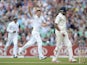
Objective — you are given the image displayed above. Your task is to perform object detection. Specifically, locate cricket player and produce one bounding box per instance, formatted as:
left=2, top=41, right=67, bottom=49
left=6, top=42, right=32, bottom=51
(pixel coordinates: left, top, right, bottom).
left=4, top=17, right=19, bottom=58
left=52, top=9, right=77, bottom=62
left=18, top=7, right=47, bottom=60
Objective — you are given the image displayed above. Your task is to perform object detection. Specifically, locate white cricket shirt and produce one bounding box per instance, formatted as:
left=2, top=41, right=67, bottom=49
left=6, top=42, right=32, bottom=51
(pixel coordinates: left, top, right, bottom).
left=32, top=15, right=45, bottom=32
left=55, top=13, right=67, bottom=32
left=7, top=21, right=19, bottom=34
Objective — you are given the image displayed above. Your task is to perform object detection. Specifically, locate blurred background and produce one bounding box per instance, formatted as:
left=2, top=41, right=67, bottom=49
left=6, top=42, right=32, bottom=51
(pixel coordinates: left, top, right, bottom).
left=0, top=0, right=87, bottom=47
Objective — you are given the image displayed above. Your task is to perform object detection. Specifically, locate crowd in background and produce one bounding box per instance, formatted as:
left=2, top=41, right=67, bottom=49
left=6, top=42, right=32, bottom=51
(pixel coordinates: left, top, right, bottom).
left=0, top=0, right=87, bottom=47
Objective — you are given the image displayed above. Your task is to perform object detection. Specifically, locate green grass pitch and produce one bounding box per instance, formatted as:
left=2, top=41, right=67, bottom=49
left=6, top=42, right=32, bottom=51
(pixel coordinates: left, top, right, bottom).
left=0, top=57, right=87, bottom=65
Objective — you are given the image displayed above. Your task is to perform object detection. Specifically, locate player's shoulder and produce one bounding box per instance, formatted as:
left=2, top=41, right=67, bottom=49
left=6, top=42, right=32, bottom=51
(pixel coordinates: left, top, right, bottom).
left=8, top=21, right=13, bottom=25
left=40, top=15, right=44, bottom=18
left=57, top=13, right=65, bottom=19
left=40, top=15, right=45, bottom=20
left=58, top=13, right=63, bottom=17
left=17, top=22, right=19, bottom=26
left=55, top=14, right=61, bottom=19
left=33, top=15, right=36, bottom=18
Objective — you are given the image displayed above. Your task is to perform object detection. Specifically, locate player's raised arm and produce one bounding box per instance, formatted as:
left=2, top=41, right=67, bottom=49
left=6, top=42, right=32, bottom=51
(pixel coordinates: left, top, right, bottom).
left=28, top=6, right=33, bottom=17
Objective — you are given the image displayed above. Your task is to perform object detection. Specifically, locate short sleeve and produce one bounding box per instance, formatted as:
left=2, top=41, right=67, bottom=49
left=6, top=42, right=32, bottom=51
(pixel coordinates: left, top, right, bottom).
left=55, top=15, right=60, bottom=24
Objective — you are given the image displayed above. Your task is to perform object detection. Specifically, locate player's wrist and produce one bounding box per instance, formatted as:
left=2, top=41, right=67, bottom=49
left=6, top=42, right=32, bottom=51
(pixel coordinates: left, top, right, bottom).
left=13, top=31, right=16, bottom=33
left=60, top=31, right=65, bottom=37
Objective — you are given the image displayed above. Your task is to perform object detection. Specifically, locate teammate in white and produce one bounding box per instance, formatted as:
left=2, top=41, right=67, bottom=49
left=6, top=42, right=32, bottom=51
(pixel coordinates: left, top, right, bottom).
left=52, top=9, right=77, bottom=62
left=4, top=17, right=19, bottom=58
left=18, top=7, right=47, bottom=60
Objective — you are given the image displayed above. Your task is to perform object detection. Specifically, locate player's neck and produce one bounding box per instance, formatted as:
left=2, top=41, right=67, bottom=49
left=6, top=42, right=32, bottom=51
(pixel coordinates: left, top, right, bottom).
left=37, top=15, right=40, bottom=18
left=14, top=21, right=17, bottom=24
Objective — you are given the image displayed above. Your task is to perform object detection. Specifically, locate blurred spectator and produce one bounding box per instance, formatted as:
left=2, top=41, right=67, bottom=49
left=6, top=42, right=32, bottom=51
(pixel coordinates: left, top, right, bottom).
left=0, top=0, right=87, bottom=46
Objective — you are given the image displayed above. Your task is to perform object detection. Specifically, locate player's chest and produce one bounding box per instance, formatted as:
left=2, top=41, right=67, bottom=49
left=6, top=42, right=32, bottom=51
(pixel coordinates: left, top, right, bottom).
left=10, top=24, right=18, bottom=29
left=59, top=18, right=66, bottom=25
left=34, top=18, right=43, bottom=24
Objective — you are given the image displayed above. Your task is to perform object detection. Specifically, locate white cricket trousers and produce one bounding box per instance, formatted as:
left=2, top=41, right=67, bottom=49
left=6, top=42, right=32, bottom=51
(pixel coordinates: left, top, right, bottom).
left=54, top=30, right=73, bottom=60
left=4, top=33, right=18, bottom=56
left=20, top=30, right=44, bottom=58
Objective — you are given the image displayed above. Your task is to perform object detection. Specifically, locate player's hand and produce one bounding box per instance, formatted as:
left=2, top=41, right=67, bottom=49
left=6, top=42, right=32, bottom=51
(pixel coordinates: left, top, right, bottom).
left=62, top=33, right=65, bottom=37
left=60, top=31, right=65, bottom=37
left=13, top=31, right=16, bottom=33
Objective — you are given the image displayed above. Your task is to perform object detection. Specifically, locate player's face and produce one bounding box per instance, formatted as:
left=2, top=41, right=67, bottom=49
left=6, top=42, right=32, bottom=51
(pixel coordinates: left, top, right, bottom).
left=14, top=19, right=17, bottom=23
left=36, top=10, right=41, bottom=17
